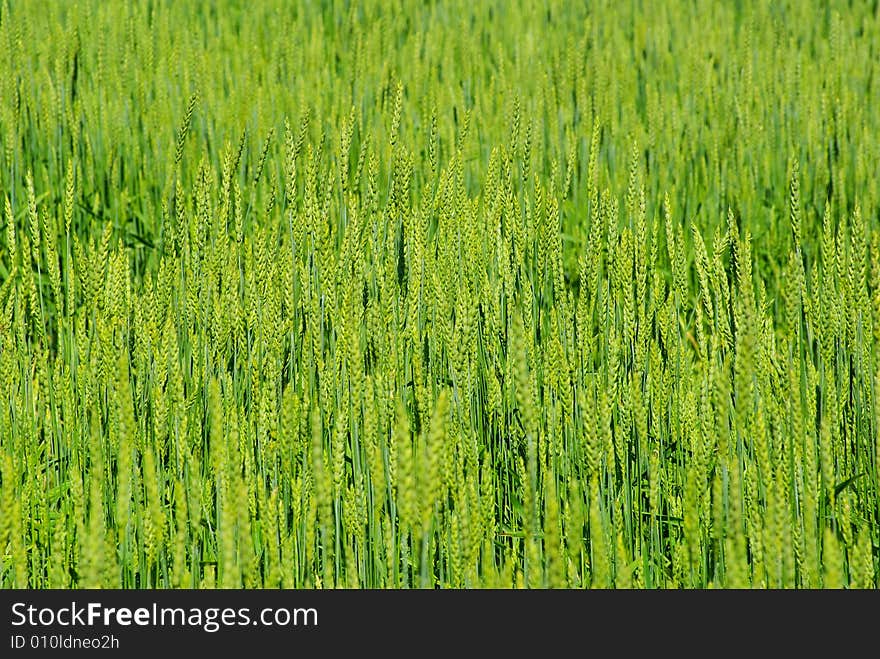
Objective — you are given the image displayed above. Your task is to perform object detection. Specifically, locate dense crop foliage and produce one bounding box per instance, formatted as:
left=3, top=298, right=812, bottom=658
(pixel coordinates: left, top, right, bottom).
left=0, top=0, right=878, bottom=588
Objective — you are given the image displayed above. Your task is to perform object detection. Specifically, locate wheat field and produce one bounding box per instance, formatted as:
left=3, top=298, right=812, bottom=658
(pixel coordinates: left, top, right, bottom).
left=0, top=0, right=878, bottom=589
